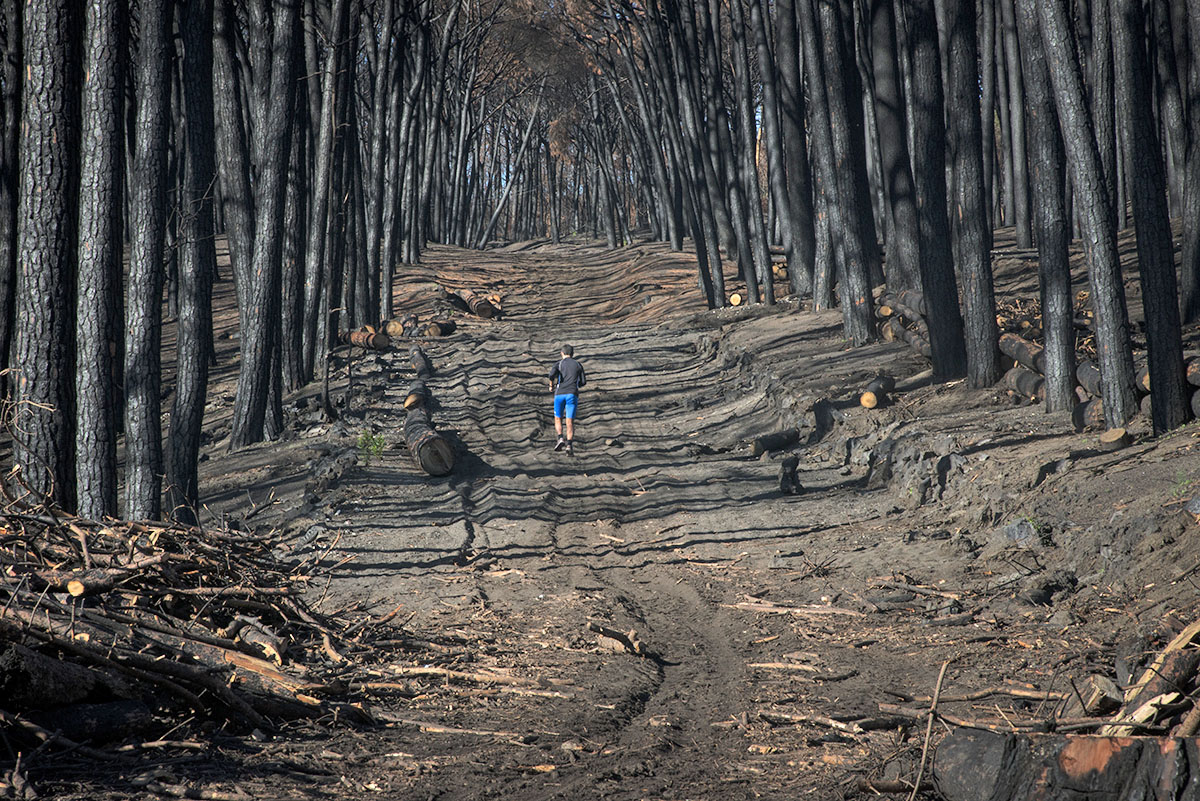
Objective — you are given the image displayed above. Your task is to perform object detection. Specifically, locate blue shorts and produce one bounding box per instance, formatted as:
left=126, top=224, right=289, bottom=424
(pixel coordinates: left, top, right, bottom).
left=554, top=394, right=578, bottom=419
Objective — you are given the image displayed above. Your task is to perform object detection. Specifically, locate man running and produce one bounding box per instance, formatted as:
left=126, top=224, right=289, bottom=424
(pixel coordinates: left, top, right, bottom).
left=548, top=345, right=585, bottom=455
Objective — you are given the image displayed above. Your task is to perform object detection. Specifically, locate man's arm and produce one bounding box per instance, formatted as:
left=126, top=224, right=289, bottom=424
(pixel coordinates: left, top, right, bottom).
left=548, top=362, right=560, bottom=393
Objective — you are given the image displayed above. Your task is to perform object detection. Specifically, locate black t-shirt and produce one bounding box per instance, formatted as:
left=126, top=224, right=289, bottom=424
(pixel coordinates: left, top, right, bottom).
left=549, top=357, right=586, bottom=395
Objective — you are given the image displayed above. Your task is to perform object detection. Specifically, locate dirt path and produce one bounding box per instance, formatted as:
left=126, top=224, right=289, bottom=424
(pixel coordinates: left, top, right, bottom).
left=158, top=239, right=1200, bottom=800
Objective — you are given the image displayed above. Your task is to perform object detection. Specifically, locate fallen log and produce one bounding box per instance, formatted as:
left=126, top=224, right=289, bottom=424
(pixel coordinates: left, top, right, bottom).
left=0, top=642, right=111, bottom=709
left=884, top=318, right=932, bottom=358
left=1004, top=366, right=1045, bottom=402
left=405, top=407, right=454, bottom=476
left=1188, top=356, right=1200, bottom=387
left=383, top=315, right=418, bottom=338
left=933, top=730, right=1200, bottom=801
left=998, top=332, right=1047, bottom=375
left=1192, top=388, right=1200, bottom=420
left=1076, top=360, right=1102, bottom=397
left=410, top=345, right=432, bottom=380
left=458, top=289, right=497, bottom=318
left=420, top=319, right=456, bottom=337
left=1072, top=397, right=1104, bottom=431
left=878, top=289, right=927, bottom=319
left=1136, top=364, right=1151, bottom=394
left=438, top=288, right=471, bottom=312
left=860, top=375, right=896, bottom=409
left=403, top=380, right=428, bottom=411
left=750, top=428, right=800, bottom=456
left=340, top=330, right=390, bottom=351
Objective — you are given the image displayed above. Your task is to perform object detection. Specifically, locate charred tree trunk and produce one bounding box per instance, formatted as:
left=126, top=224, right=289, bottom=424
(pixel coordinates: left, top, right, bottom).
left=897, top=0, right=967, bottom=379
left=1111, top=0, right=1188, bottom=433
left=15, top=0, right=80, bottom=509
left=1015, top=2, right=1075, bottom=414
left=167, top=0, right=217, bottom=522
left=946, top=0, right=1000, bottom=387
left=1038, top=0, right=1138, bottom=427
left=125, top=0, right=171, bottom=519
left=0, top=0, right=20, bottom=403
left=1180, top=0, right=1200, bottom=323
left=75, top=0, right=126, bottom=519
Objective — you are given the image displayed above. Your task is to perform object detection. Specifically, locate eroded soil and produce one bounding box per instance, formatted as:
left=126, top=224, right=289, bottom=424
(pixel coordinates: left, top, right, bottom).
left=40, top=238, right=1200, bottom=799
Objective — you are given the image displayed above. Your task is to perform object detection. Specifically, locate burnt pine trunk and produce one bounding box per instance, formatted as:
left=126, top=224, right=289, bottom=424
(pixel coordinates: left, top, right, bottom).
left=0, top=0, right=20, bottom=400
left=125, top=0, right=172, bottom=519
left=1111, top=0, right=1187, bottom=433
left=998, top=0, right=1030, bottom=247
left=166, top=0, right=217, bottom=522
left=869, top=0, right=921, bottom=294
left=1037, top=0, right=1137, bottom=427
left=897, top=0, right=968, bottom=379
left=14, top=0, right=80, bottom=508
left=1180, top=0, right=1200, bottom=323
left=768, top=0, right=816, bottom=297
left=815, top=0, right=873, bottom=344
left=75, top=0, right=126, bottom=519
left=229, top=0, right=299, bottom=448
left=1015, top=1, right=1074, bottom=414
left=945, top=0, right=1000, bottom=387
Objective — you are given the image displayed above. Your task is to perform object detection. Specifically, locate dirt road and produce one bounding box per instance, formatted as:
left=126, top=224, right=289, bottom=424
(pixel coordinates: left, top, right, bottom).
left=80, top=240, right=1200, bottom=799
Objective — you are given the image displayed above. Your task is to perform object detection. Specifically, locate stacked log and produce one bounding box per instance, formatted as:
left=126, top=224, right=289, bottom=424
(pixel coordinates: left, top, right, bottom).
left=404, top=346, right=454, bottom=476
left=883, top=317, right=932, bottom=358
left=420, top=319, right=457, bottom=337
left=1003, top=366, right=1045, bottom=402
left=340, top=329, right=390, bottom=351
left=877, top=290, right=931, bottom=360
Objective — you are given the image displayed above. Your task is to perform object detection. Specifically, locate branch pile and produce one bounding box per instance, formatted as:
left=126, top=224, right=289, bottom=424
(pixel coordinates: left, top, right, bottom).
left=0, top=511, right=400, bottom=751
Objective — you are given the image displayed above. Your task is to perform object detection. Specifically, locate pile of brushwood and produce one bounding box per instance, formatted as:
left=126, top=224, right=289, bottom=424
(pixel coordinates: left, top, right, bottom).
left=0, top=501, right=418, bottom=759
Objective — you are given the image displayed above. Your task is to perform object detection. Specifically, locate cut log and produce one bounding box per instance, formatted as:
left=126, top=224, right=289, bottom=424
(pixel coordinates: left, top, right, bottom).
left=1072, top=398, right=1105, bottom=431
left=933, top=730, right=1200, bottom=801
left=1136, top=363, right=1151, bottom=393
left=420, top=319, right=456, bottom=337
left=779, top=455, right=802, bottom=495
left=1192, top=389, right=1200, bottom=419
left=998, top=332, right=1048, bottom=375
left=878, top=293, right=926, bottom=327
left=860, top=375, right=896, bottom=409
left=1004, top=366, right=1045, bottom=402
left=410, top=345, right=432, bottom=380
left=1140, top=393, right=1154, bottom=417
left=1187, top=357, right=1200, bottom=387
left=438, top=288, right=470, bottom=312
left=384, top=318, right=406, bottom=338
left=405, top=407, right=454, bottom=476
left=27, top=699, right=153, bottom=744
left=1076, top=361, right=1102, bottom=397
left=340, top=330, right=390, bottom=351
left=751, top=428, right=800, bottom=456
left=884, top=318, right=932, bottom=358
left=403, top=380, right=428, bottom=410
left=1097, top=427, right=1131, bottom=452
left=1080, top=674, right=1123, bottom=715
left=729, top=292, right=743, bottom=306
left=458, top=288, right=496, bottom=318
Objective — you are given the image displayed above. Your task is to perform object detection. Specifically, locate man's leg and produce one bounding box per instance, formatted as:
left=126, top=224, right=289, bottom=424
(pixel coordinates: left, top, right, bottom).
left=553, top=396, right=567, bottom=450
left=564, top=395, right=577, bottom=454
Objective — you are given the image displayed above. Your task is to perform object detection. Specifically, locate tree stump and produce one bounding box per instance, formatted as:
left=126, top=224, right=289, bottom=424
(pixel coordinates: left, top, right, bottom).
left=778, top=455, right=802, bottom=495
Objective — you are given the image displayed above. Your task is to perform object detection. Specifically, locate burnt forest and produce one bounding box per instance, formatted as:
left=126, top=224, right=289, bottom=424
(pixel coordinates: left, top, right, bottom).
left=3, top=0, right=1200, bottom=799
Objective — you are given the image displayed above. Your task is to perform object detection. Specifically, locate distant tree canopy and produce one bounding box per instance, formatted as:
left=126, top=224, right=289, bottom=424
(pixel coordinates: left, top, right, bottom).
left=0, top=0, right=1197, bottom=521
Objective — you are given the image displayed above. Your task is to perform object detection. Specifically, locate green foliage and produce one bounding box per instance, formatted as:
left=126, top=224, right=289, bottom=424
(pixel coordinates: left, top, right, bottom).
left=357, top=430, right=386, bottom=466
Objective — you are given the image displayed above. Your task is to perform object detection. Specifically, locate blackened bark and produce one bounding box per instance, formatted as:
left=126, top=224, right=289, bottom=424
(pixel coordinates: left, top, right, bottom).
left=166, top=0, right=217, bottom=522
left=945, top=0, right=1000, bottom=387
left=1111, top=0, right=1187, bottom=433
left=870, top=0, right=922, bottom=294
left=773, top=0, right=817, bottom=296
left=1015, top=2, right=1074, bottom=414
left=76, top=0, right=125, bottom=519
left=897, top=0, right=967, bottom=379
left=1037, top=0, right=1137, bottom=427
left=212, top=0, right=254, bottom=313
left=126, top=0, right=171, bottom=519
left=979, top=0, right=996, bottom=228
left=229, top=0, right=299, bottom=448
left=816, top=0, right=873, bottom=344
left=998, top=0, right=1030, bottom=247
left=280, top=91, right=307, bottom=393
left=1181, top=0, right=1200, bottom=323
left=15, top=0, right=80, bottom=508
left=1089, top=0, right=1117, bottom=218
left=0, top=0, right=20, bottom=401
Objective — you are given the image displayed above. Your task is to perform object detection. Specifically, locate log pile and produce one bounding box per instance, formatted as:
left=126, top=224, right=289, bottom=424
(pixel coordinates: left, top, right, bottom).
left=404, top=346, right=454, bottom=476
left=0, top=511, right=404, bottom=750
left=877, top=290, right=931, bottom=359
left=381, top=313, right=456, bottom=340
left=339, top=328, right=391, bottom=351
